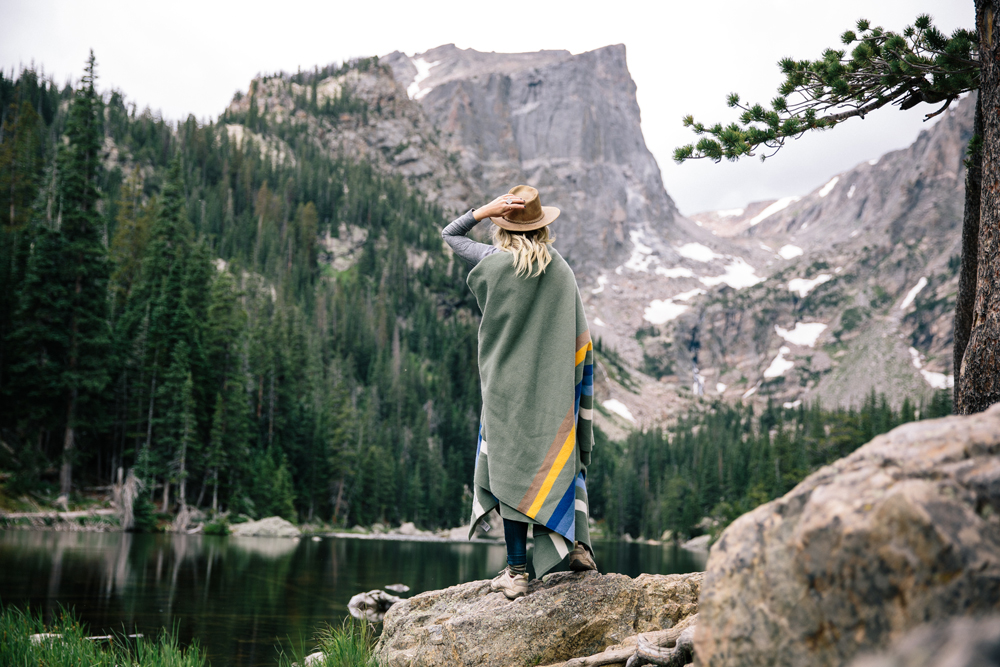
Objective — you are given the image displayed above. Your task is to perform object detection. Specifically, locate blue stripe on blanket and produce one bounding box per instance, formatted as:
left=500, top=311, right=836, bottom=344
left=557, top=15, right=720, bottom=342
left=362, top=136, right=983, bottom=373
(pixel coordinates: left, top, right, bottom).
left=474, top=424, right=483, bottom=473
left=573, top=382, right=582, bottom=420
left=545, top=475, right=577, bottom=539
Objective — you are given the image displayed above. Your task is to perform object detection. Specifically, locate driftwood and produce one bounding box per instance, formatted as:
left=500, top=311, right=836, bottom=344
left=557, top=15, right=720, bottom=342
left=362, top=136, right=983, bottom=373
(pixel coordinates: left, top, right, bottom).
left=625, top=625, right=695, bottom=667
left=540, top=615, right=697, bottom=667
left=2, top=509, right=116, bottom=520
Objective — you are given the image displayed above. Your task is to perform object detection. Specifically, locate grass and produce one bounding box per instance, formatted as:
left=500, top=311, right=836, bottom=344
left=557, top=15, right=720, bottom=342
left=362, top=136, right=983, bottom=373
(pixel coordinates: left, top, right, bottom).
left=3, top=600, right=380, bottom=667
left=0, top=604, right=206, bottom=667
left=278, top=618, right=381, bottom=667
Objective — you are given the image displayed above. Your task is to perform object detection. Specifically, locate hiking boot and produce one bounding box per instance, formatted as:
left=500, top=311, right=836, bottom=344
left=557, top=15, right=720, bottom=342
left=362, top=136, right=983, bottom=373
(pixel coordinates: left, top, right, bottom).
left=490, top=566, right=529, bottom=600
left=569, top=542, right=597, bottom=571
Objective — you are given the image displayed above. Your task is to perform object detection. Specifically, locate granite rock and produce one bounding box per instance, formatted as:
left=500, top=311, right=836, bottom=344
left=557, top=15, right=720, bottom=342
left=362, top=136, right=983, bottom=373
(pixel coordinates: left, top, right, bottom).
left=848, top=614, right=1000, bottom=667
left=694, top=405, right=1000, bottom=667
left=376, top=570, right=702, bottom=667
left=229, top=516, right=301, bottom=538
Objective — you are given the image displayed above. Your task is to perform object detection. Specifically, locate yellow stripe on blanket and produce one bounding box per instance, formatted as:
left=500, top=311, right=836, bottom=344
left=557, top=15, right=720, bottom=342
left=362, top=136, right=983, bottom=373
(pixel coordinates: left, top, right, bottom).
left=526, top=425, right=576, bottom=518
left=575, top=340, right=592, bottom=366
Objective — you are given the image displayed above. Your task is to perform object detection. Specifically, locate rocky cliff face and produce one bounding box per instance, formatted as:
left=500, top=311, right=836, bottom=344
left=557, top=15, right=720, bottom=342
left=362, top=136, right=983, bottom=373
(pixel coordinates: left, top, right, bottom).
left=382, top=44, right=690, bottom=272
left=682, top=96, right=972, bottom=408
left=223, top=64, right=482, bottom=215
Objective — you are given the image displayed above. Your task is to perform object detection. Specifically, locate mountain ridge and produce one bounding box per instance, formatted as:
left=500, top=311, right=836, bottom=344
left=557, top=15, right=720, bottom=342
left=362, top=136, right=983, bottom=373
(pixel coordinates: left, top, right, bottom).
left=218, top=46, right=966, bottom=423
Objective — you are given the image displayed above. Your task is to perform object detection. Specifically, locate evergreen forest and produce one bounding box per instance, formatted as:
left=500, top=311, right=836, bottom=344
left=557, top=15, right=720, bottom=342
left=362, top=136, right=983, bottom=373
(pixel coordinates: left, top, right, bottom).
left=0, top=56, right=952, bottom=536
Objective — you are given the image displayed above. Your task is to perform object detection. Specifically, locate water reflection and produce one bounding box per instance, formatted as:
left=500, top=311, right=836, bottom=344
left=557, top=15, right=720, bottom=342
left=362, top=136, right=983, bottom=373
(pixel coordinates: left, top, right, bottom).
left=0, top=531, right=701, bottom=667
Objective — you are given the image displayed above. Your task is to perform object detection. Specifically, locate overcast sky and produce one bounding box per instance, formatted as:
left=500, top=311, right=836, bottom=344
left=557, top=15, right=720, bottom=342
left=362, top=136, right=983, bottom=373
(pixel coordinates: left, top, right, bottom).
left=1, top=0, right=973, bottom=215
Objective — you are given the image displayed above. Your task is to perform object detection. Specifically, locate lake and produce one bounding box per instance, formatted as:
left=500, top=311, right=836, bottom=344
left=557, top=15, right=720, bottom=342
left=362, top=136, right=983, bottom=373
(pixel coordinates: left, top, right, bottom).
left=0, top=530, right=705, bottom=666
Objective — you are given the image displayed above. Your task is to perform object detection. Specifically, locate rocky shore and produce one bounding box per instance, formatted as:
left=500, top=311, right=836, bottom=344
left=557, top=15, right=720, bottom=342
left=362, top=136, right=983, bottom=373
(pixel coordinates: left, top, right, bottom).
left=368, top=405, right=1000, bottom=667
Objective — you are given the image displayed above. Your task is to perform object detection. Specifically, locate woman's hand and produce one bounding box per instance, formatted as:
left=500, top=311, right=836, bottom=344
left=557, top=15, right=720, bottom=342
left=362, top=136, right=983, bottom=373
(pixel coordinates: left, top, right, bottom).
left=473, top=194, right=525, bottom=222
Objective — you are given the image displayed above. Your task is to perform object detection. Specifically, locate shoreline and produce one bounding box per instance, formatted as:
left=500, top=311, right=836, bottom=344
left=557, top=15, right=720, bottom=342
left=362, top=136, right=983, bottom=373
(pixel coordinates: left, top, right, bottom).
left=0, top=509, right=706, bottom=552
left=0, top=522, right=704, bottom=553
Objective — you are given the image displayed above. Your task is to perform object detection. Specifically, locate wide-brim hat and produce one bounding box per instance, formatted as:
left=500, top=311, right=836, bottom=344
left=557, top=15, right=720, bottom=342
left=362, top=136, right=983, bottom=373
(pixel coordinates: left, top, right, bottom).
left=490, top=185, right=560, bottom=232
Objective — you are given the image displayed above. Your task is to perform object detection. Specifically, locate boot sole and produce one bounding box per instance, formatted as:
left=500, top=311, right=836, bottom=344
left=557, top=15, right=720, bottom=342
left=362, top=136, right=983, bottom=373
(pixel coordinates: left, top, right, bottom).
left=490, top=581, right=528, bottom=599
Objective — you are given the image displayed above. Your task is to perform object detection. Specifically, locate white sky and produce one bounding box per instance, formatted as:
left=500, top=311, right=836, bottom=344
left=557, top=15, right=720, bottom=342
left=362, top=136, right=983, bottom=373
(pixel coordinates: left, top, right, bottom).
left=1, top=0, right=973, bottom=215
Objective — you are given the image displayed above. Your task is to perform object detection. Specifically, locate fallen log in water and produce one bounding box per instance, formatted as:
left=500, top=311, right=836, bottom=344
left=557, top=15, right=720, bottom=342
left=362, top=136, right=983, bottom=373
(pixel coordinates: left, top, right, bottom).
left=2, top=508, right=116, bottom=520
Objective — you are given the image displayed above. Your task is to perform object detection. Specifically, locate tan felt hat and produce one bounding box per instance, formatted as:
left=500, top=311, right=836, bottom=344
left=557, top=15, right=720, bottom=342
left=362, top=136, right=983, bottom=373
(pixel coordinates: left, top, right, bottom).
left=491, top=185, right=560, bottom=232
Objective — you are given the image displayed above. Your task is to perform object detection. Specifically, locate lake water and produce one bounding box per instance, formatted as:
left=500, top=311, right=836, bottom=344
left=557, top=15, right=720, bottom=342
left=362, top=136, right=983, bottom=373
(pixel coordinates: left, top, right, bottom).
left=0, top=530, right=705, bottom=666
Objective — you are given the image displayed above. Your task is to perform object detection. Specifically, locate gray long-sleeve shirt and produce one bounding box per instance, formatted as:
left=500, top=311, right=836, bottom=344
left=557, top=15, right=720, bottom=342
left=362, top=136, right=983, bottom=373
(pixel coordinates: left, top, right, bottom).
left=441, top=209, right=500, bottom=268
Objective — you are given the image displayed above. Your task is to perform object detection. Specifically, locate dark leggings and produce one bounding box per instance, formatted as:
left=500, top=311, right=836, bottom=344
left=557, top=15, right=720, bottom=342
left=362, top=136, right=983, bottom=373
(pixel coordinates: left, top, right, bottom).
left=503, top=518, right=529, bottom=567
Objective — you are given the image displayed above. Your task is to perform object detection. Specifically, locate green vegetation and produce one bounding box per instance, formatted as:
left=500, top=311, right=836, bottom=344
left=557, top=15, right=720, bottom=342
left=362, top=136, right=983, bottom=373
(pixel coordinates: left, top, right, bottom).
left=588, top=390, right=952, bottom=541
left=279, top=619, right=380, bottom=667
left=2, top=605, right=382, bottom=667
left=0, top=605, right=206, bottom=667
left=0, top=57, right=480, bottom=530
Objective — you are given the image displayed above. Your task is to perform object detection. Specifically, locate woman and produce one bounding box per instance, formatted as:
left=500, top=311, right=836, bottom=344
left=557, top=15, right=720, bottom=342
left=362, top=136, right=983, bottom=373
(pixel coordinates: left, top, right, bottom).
left=442, top=185, right=597, bottom=601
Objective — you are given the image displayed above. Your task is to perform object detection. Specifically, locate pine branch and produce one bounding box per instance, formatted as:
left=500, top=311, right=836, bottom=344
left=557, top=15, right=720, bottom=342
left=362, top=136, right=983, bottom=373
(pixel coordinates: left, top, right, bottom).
left=675, top=15, right=978, bottom=163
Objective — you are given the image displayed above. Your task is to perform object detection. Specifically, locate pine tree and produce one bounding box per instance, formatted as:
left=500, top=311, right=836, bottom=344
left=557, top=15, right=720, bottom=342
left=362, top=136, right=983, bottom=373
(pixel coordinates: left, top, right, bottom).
left=120, top=157, right=194, bottom=486
left=5, top=224, right=69, bottom=468
left=109, top=168, right=152, bottom=319
left=55, top=51, right=112, bottom=497
left=157, top=341, right=196, bottom=511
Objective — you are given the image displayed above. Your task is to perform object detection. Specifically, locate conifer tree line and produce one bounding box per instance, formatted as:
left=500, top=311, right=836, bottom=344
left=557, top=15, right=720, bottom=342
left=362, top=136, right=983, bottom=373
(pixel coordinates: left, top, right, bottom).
left=0, top=55, right=952, bottom=533
left=1, top=55, right=482, bottom=528
left=588, top=390, right=952, bottom=540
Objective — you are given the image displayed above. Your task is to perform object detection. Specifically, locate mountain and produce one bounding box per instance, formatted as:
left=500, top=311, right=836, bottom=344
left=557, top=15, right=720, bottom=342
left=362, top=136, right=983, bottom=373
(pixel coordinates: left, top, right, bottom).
left=382, top=44, right=695, bottom=273
left=684, top=95, right=972, bottom=409
left=221, top=46, right=966, bottom=422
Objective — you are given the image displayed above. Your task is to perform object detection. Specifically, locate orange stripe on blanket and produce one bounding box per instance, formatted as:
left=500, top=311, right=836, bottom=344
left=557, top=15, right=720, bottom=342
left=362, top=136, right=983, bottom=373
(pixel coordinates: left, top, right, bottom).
left=575, top=340, right=593, bottom=366
left=517, top=407, right=575, bottom=515
left=526, top=424, right=576, bottom=518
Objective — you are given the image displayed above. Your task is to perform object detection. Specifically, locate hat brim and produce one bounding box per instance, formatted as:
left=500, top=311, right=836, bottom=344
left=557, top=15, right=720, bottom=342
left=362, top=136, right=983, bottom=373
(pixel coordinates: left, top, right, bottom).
left=490, top=206, right=560, bottom=232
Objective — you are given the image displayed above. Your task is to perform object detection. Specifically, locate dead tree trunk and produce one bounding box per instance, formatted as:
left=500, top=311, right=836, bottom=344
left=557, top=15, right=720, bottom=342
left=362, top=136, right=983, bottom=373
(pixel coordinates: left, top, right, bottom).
left=958, top=1, right=1000, bottom=413
left=955, top=93, right=983, bottom=412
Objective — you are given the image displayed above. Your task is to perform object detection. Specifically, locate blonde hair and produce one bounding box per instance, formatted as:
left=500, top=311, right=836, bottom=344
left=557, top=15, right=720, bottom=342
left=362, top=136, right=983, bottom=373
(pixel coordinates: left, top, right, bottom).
left=492, top=225, right=554, bottom=277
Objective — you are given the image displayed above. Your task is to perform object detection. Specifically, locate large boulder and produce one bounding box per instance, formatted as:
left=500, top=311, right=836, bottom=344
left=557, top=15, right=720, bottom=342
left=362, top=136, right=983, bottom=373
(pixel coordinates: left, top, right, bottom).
left=848, top=614, right=1000, bottom=667
left=229, top=516, right=301, bottom=537
left=376, top=570, right=702, bottom=667
left=695, top=405, right=1000, bottom=667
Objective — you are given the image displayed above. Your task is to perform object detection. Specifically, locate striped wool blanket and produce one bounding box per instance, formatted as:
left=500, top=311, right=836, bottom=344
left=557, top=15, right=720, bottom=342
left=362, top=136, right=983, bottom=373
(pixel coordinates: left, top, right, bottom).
left=466, top=247, right=594, bottom=577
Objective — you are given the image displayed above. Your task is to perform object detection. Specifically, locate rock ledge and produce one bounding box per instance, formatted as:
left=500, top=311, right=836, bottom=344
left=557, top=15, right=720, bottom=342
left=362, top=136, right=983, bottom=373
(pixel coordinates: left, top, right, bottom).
left=376, top=570, right=702, bottom=667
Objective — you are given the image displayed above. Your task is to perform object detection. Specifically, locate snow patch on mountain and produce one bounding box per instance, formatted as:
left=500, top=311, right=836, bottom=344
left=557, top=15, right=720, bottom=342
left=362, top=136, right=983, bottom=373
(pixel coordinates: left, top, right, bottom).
left=764, top=346, right=794, bottom=378
left=603, top=399, right=635, bottom=422
left=676, top=242, right=720, bottom=263
left=643, top=300, right=689, bottom=324
left=775, top=322, right=828, bottom=347
left=778, top=245, right=804, bottom=260
left=818, top=176, right=839, bottom=198
left=908, top=347, right=954, bottom=390
left=787, top=274, right=832, bottom=297
left=407, top=58, right=440, bottom=100
left=899, top=277, right=928, bottom=310
left=699, top=257, right=762, bottom=289
left=750, top=196, right=800, bottom=226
